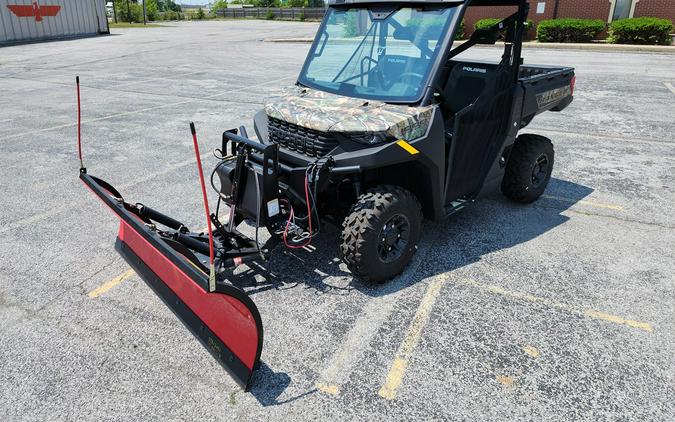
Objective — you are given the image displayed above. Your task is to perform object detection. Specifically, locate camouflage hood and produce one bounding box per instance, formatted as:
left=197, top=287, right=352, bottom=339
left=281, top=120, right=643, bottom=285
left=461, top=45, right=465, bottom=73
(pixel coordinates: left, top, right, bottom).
left=264, top=86, right=435, bottom=141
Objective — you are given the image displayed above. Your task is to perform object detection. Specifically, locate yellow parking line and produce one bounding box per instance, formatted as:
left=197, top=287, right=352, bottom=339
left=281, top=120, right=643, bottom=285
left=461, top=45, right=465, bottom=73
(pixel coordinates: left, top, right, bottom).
left=86, top=219, right=235, bottom=300
left=496, top=375, right=515, bottom=388
left=523, top=345, right=540, bottom=358
left=88, top=226, right=211, bottom=299
left=584, top=310, right=653, bottom=332
left=541, top=195, right=625, bottom=211
left=315, top=383, right=340, bottom=396
left=378, top=278, right=444, bottom=400
left=88, top=269, right=135, bottom=298
left=456, top=277, right=653, bottom=333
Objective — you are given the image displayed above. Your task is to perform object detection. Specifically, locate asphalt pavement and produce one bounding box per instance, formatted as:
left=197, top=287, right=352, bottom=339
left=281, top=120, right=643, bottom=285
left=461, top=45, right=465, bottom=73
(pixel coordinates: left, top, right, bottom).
left=1, top=20, right=674, bottom=421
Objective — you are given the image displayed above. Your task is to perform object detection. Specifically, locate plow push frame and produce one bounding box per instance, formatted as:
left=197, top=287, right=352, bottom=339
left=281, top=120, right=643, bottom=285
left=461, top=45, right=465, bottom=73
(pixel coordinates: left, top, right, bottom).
left=78, top=77, right=293, bottom=390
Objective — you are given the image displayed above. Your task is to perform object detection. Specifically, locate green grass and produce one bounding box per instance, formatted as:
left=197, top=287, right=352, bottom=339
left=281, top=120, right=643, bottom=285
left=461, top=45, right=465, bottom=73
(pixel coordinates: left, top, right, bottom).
left=109, top=22, right=165, bottom=28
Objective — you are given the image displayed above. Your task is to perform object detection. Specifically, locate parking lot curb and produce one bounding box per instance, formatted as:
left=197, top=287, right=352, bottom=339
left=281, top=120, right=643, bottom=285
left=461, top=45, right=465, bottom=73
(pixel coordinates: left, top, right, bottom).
left=264, top=38, right=675, bottom=54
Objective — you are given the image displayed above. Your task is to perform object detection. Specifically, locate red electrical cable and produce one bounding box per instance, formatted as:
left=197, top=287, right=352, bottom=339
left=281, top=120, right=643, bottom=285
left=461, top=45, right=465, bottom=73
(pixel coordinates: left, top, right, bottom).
left=190, top=122, right=216, bottom=290
left=76, top=76, right=83, bottom=169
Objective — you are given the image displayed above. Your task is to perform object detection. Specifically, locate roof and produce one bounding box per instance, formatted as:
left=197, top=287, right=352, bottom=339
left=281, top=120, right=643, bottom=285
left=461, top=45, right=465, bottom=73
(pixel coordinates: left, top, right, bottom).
left=329, top=0, right=524, bottom=6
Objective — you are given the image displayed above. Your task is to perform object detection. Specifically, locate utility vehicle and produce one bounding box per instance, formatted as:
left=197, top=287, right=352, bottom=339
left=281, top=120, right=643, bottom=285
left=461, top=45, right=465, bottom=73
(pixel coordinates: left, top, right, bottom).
left=79, top=0, right=575, bottom=390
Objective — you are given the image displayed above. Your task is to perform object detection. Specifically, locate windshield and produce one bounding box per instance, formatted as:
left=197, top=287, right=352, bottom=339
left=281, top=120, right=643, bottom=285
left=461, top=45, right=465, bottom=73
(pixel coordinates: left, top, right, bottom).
left=298, top=6, right=458, bottom=103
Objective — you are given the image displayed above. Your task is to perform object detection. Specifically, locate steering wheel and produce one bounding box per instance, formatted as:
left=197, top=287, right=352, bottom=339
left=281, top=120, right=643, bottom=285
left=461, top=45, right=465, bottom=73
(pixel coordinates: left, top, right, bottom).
left=395, top=72, right=425, bottom=85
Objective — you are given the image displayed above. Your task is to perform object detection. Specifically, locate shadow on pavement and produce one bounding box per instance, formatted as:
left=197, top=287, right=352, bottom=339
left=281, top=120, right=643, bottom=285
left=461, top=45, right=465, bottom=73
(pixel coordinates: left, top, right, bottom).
left=237, top=177, right=594, bottom=297
left=228, top=177, right=593, bottom=403
left=249, top=361, right=317, bottom=406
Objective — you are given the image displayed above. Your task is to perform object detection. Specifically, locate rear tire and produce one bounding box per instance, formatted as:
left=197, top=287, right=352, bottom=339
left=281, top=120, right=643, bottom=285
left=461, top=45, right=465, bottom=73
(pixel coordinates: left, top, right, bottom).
left=501, top=134, right=554, bottom=203
left=340, top=185, right=422, bottom=283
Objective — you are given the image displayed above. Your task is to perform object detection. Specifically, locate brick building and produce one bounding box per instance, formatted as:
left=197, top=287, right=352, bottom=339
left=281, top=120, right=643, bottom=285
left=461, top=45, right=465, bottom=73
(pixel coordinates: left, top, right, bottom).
left=463, top=0, right=675, bottom=36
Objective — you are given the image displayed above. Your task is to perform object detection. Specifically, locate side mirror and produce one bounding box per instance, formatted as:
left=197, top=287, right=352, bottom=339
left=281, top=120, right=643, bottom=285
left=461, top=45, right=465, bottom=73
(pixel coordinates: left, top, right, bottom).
left=393, top=26, right=414, bottom=41
left=472, top=29, right=498, bottom=45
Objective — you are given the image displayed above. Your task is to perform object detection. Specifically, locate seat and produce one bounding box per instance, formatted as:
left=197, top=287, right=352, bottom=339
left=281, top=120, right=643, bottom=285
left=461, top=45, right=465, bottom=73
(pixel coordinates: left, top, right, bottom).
left=442, top=61, right=498, bottom=134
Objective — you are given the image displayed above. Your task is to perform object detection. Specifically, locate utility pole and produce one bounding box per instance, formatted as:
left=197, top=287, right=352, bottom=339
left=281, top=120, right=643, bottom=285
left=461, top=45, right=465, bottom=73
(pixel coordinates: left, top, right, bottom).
left=143, top=0, right=147, bottom=25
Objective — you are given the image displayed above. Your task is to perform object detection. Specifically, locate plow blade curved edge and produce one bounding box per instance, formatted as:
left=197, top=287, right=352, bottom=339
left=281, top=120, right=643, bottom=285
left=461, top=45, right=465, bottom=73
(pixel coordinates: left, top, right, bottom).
left=81, top=172, right=263, bottom=390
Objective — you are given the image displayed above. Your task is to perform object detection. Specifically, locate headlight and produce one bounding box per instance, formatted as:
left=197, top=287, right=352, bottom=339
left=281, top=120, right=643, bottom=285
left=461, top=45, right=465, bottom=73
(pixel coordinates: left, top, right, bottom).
left=348, top=132, right=395, bottom=146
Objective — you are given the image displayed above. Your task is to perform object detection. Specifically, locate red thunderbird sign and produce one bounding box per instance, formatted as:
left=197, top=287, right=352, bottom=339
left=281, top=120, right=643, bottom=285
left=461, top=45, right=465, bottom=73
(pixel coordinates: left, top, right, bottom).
left=7, top=2, right=61, bottom=22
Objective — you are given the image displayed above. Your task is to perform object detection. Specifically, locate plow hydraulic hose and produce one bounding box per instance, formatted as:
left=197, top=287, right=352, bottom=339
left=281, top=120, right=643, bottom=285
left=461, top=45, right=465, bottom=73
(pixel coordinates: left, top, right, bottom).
left=190, top=122, right=216, bottom=292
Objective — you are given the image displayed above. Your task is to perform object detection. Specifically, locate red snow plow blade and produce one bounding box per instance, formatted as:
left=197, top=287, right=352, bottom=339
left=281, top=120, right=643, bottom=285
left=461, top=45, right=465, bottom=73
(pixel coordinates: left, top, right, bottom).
left=81, top=172, right=263, bottom=390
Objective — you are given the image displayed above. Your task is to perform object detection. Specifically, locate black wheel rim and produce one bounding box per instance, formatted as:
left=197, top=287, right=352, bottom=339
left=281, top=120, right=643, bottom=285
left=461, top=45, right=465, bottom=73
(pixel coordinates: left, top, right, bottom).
left=377, top=214, right=410, bottom=263
left=531, top=153, right=549, bottom=187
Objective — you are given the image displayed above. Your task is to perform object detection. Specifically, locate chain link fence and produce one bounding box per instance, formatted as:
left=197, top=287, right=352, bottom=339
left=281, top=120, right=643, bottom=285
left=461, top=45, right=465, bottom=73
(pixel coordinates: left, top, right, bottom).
left=215, top=8, right=326, bottom=21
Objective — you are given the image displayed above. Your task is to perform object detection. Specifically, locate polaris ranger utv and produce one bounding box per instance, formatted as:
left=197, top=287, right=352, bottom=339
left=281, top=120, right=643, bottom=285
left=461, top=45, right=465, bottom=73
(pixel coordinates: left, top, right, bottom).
left=79, top=0, right=574, bottom=390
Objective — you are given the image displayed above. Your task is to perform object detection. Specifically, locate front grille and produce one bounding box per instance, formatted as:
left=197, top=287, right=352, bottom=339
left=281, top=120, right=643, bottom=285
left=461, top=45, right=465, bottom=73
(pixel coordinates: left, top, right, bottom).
left=268, top=117, right=338, bottom=158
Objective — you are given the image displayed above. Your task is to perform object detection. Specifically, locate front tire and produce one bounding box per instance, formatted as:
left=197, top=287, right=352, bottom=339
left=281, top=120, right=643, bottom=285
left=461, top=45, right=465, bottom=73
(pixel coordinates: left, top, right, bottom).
left=501, top=134, right=555, bottom=203
left=340, top=186, right=422, bottom=283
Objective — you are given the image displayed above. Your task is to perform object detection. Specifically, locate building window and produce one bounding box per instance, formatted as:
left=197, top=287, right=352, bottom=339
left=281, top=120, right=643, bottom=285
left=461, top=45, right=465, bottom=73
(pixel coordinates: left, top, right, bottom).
left=609, top=0, right=638, bottom=22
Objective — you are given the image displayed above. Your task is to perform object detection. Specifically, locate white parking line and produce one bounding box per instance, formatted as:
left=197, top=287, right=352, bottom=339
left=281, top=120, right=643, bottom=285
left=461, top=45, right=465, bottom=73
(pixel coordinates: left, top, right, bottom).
left=664, top=82, right=675, bottom=95
left=113, top=69, right=205, bottom=88
left=316, top=290, right=404, bottom=395
left=315, top=232, right=442, bottom=396
left=540, top=195, right=625, bottom=211
left=0, top=74, right=297, bottom=142
left=0, top=154, right=208, bottom=235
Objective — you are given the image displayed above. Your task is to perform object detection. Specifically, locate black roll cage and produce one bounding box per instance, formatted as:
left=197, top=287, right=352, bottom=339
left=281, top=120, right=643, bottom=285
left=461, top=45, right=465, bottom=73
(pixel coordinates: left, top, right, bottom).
left=424, top=0, right=529, bottom=104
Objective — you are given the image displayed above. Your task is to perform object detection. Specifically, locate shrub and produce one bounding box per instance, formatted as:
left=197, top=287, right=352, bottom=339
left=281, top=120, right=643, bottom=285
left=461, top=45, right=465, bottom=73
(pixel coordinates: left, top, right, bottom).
left=474, top=18, right=501, bottom=31
left=257, top=0, right=278, bottom=7
left=344, top=12, right=358, bottom=37
left=116, top=3, right=144, bottom=23
left=299, top=12, right=305, bottom=22
left=608, top=17, right=673, bottom=45
left=455, top=19, right=465, bottom=40
left=536, top=18, right=605, bottom=43
left=474, top=18, right=534, bottom=39
left=474, top=18, right=533, bottom=31
left=162, top=10, right=184, bottom=21
left=186, top=7, right=206, bottom=20
left=265, top=11, right=276, bottom=20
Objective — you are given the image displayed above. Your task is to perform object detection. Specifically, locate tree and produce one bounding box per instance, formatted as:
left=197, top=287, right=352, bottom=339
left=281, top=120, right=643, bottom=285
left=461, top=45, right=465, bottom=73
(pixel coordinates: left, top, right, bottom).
left=115, top=0, right=143, bottom=23
left=211, top=0, right=228, bottom=13
left=146, top=0, right=159, bottom=21
left=256, top=0, right=278, bottom=7
left=288, top=0, right=305, bottom=7
left=156, top=0, right=181, bottom=12
left=196, top=7, right=205, bottom=19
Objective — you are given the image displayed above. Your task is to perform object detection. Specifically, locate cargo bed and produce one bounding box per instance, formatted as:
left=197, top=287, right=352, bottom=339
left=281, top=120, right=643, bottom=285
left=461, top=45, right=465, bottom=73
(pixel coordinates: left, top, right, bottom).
left=519, top=64, right=575, bottom=125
